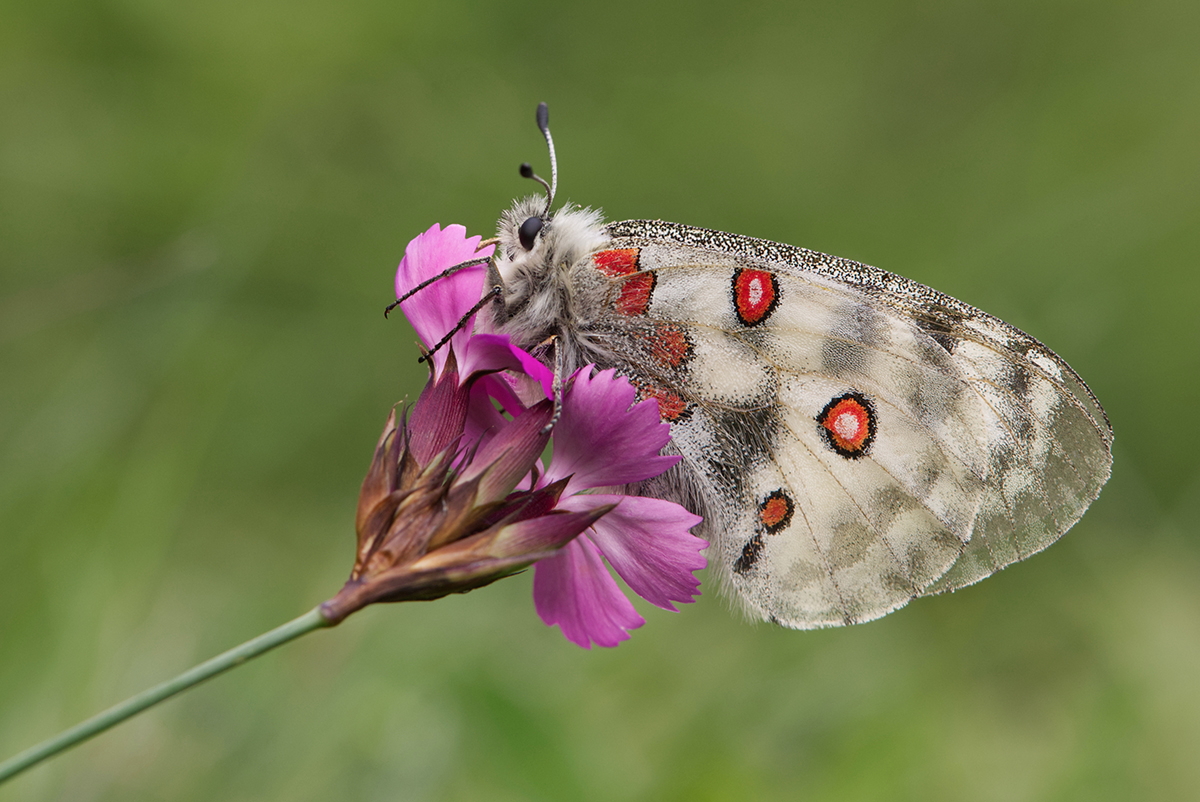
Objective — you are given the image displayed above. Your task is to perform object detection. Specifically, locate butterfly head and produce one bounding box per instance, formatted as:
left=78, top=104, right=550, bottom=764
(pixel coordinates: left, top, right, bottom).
left=494, top=196, right=608, bottom=302
left=488, top=195, right=608, bottom=367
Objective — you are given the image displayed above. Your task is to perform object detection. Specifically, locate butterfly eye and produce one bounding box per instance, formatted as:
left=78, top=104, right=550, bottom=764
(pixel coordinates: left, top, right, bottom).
left=518, top=215, right=544, bottom=250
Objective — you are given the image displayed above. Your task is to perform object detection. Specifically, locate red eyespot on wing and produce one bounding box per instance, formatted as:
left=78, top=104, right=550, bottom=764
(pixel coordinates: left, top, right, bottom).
left=594, top=248, right=654, bottom=315
left=732, top=268, right=780, bottom=326
left=817, top=392, right=876, bottom=458
left=758, top=490, right=794, bottom=534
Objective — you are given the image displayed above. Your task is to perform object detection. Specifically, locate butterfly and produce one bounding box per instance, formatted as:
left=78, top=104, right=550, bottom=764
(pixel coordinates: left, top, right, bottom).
left=476, top=104, right=1112, bottom=629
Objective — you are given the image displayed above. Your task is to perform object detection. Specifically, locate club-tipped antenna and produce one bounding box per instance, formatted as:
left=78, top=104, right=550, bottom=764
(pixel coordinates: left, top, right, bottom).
left=519, top=102, right=557, bottom=216
left=519, top=162, right=551, bottom=204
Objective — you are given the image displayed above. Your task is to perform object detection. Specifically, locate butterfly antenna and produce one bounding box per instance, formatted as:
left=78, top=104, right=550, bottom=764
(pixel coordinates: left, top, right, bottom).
left=416, top=285, right=502, bottom=364
left=537, top=103, right=557, bottom=212
left=519, top=102, right=558, bottom=217
left=384, top=255, right=492, bottom=318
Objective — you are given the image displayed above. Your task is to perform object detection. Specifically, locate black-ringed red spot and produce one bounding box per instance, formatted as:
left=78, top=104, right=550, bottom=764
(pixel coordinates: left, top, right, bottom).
left=732, top=268, right=780, bottom=327
left=594, top=248, right=655, bottom=316
left=758, top=489, right=794, bottom=534
left=817, top=392, right=876, bottom=458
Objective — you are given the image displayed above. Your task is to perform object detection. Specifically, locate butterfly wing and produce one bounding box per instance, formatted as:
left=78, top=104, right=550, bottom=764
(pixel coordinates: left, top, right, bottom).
left=591, top=220, right=1112, bottom=628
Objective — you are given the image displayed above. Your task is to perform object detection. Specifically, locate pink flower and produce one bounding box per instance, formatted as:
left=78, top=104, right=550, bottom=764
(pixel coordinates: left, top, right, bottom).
left=531, top=369, right=705, bottom=648
left=388, top=224, right=707, bottom=648
left=321, top=351, right=611, bottom=624
left=394, top=223, right=494, bottom=383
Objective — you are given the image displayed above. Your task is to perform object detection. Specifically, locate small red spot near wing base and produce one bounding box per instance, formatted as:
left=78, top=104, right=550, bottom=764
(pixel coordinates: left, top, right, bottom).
left=594, top=248, right=654, bottom=315
left=593, top=248, right=640, bottom=277
left=616, top=273, right=655, bottom=315
left=638, top=384, right=691, bottom=422
left=646, top=325, right=692, bottom=368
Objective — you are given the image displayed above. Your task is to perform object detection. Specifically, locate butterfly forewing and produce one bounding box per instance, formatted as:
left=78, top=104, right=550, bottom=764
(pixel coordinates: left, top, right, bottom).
left=593, top=220, right=1112, bottom=626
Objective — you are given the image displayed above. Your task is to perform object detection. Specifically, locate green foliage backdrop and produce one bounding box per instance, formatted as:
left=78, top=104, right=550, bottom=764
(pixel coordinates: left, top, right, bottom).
left=2, top=0, right=1198, bottom=799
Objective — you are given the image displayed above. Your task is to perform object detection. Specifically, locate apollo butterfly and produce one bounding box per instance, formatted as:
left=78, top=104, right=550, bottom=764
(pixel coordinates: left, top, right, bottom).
left=475, top=104, right=1112, bottom=628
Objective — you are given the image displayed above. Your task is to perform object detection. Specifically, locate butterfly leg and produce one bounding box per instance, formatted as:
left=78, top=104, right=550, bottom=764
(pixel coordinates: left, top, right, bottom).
left=541, top=336, right=565, bottom=434
left=483, top=257, right=510, bottom=326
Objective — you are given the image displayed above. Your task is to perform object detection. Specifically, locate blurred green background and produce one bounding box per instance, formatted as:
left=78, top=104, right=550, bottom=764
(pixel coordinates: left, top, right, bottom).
left=2, top=0, right=1198, bottom=799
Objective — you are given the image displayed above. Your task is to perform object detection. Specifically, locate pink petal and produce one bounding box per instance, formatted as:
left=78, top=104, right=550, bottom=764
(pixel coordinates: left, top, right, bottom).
left=395, top=224, right=495, bottom=380
left=464, top=377, right=543, bottom=494
left=458, top=401, right=554, bottom=503
left=533, top=535, right=644, bottom=648
left=459, top=333, right=555, bottom=396
left=546, top=367, right=680, bottom=493
left=560, top=495, right=706, bottom=611
left=463, top=379, right=511, bottom=451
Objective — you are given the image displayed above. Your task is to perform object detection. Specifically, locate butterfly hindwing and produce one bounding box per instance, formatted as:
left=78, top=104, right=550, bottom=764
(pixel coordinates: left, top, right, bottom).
left=588, top=220, right=1112, bottom=627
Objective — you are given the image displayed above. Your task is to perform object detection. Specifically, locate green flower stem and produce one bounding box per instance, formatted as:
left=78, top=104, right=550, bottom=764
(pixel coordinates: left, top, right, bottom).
left=0, top=606, right=331, bottom=785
